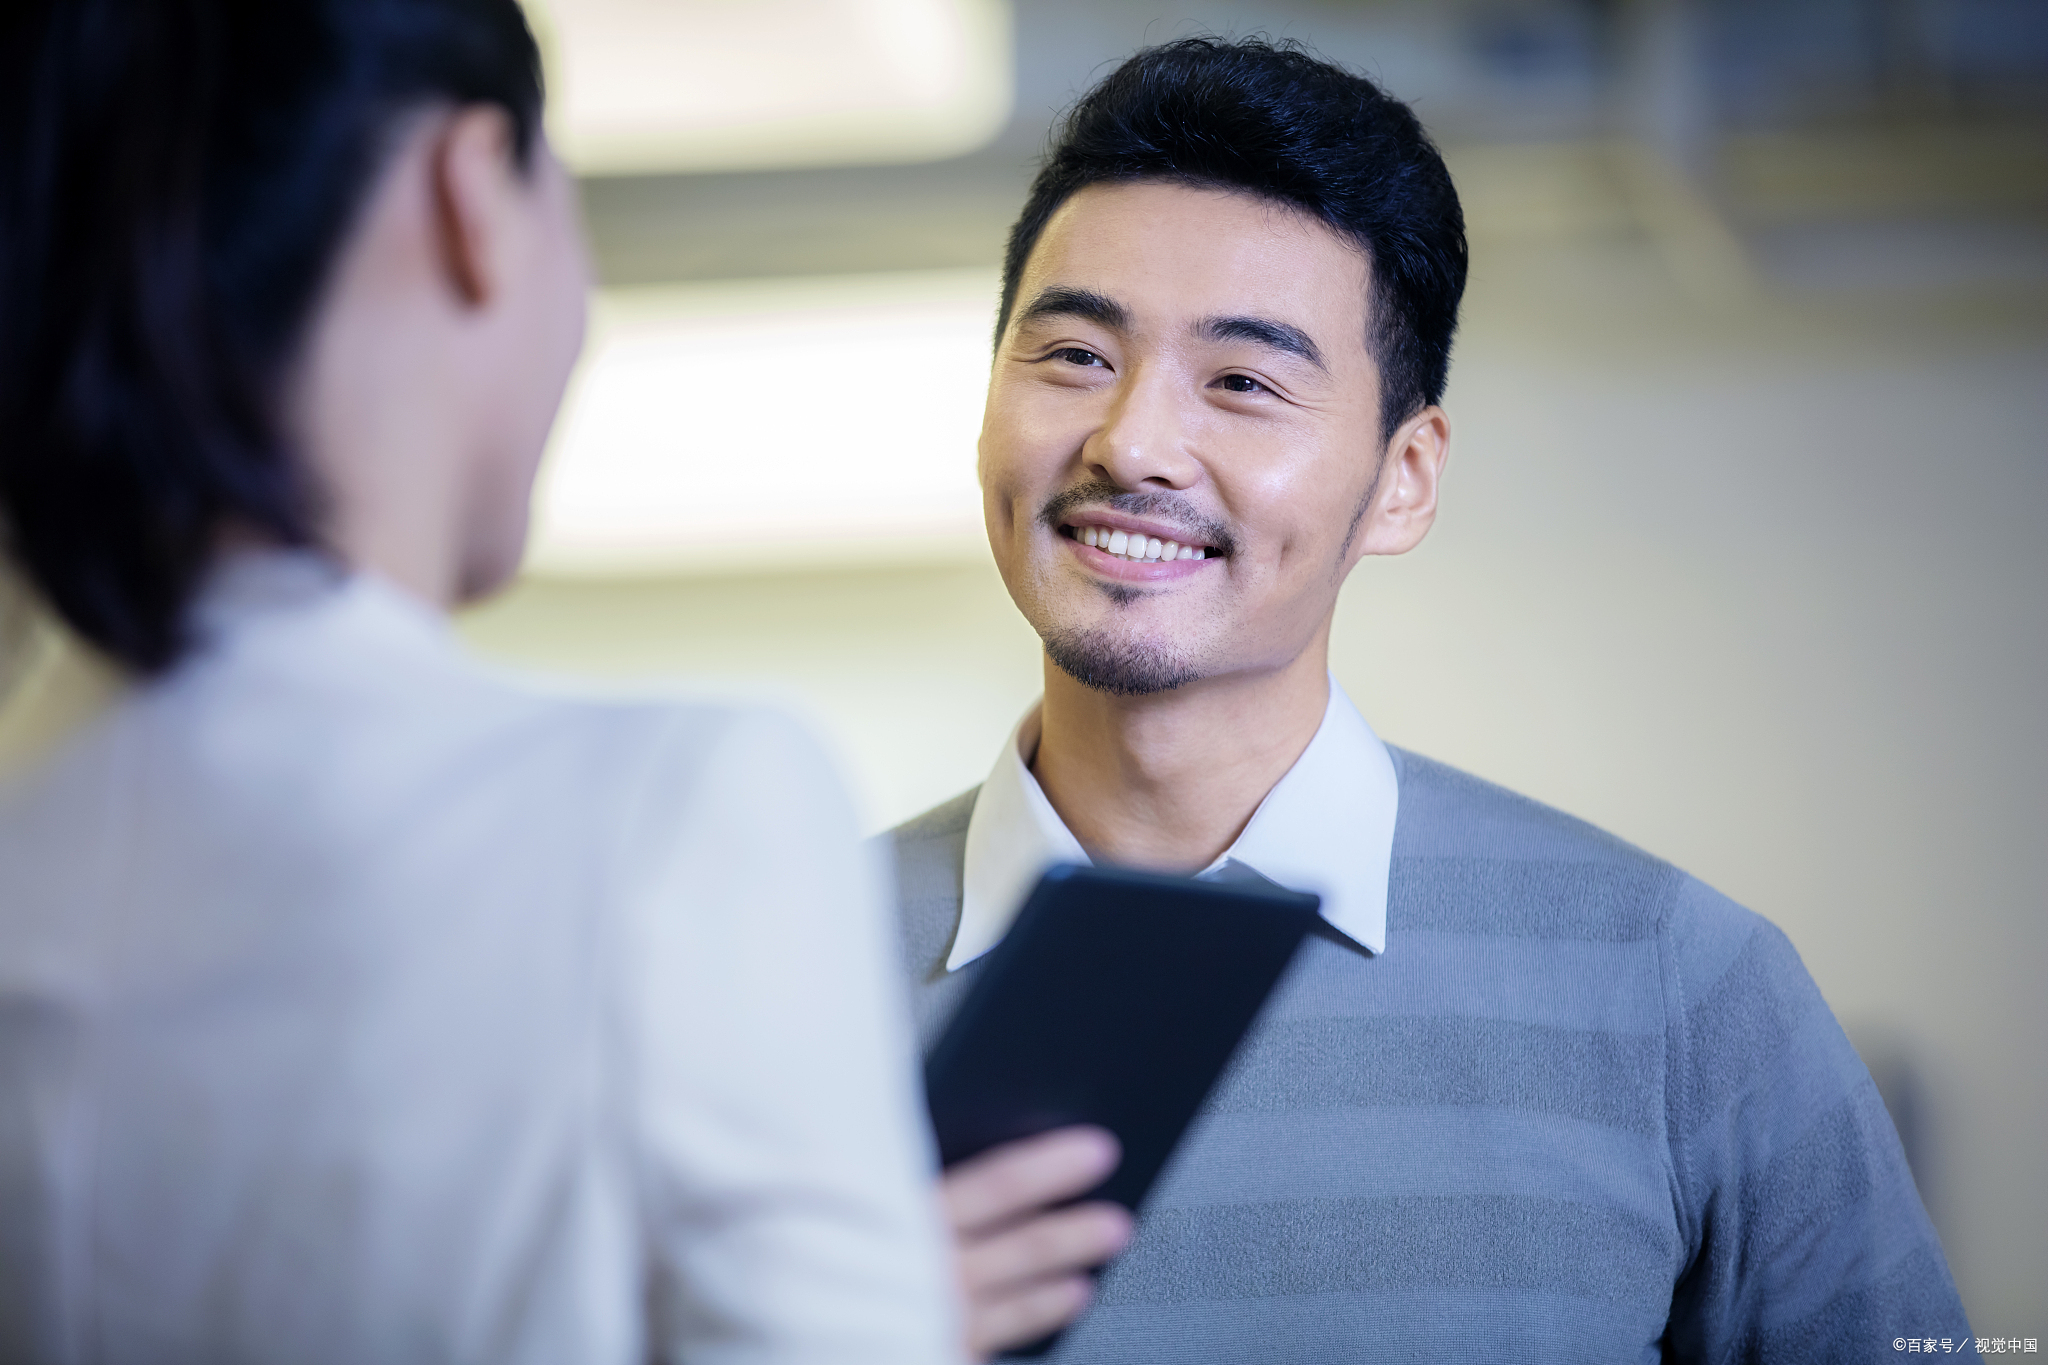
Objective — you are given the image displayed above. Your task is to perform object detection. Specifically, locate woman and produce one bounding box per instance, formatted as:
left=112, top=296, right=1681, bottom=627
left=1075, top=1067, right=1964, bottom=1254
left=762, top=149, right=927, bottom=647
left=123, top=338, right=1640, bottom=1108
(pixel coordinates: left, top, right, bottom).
left=0, top=3, right=959, bottom=1361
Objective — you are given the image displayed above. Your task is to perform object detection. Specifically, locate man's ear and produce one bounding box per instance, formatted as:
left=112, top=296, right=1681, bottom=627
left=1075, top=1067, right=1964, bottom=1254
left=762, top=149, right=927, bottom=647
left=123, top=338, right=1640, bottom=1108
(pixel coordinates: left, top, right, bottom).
left=428, top=106, right=520, bottom=308
left=1355, top=404, right=1450, bottom=559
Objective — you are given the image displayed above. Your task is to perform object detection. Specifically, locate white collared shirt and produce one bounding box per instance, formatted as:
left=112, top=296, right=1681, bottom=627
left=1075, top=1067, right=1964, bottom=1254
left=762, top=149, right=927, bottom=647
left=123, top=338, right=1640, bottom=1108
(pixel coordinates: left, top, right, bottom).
left=0, top=553, right=960, bottom=1365
left=952, top=678, right=1398, bottom=970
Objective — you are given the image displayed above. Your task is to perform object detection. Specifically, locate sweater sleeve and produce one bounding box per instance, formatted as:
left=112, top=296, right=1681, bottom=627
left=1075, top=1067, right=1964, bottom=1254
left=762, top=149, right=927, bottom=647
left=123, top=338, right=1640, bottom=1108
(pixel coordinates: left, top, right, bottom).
left=1660, top=877, right=1976, bottom=1362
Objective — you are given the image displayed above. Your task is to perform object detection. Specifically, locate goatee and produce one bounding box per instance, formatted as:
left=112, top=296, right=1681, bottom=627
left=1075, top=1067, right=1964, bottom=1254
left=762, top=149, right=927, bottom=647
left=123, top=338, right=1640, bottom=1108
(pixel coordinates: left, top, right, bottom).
left=1042, top=627, right=1202, bottom=697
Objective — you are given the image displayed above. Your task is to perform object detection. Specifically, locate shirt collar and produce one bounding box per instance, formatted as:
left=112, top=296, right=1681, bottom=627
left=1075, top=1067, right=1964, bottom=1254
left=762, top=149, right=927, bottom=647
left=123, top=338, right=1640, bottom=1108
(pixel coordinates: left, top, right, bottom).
left=2, top=550, right=361, bottom=785
left=951, top=677, right=1398, bottom=971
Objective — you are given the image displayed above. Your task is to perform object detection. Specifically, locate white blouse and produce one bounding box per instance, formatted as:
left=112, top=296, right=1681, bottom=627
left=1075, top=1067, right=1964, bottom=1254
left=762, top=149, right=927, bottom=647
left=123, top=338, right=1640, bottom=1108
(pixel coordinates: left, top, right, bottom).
left=0, top=553, right=960, bottom=1365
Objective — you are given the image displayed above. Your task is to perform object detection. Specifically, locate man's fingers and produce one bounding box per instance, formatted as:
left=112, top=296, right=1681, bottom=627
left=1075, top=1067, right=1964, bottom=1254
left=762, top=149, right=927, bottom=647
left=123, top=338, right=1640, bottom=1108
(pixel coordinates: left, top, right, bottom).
left=941, top=1125, right=1121, bottom=1235
left=964, top=1273, right=1094, bottom=1362
left=958, top=1200, right=1134, bottom=1297
left=943, top=1128, right=1133, bottom=1360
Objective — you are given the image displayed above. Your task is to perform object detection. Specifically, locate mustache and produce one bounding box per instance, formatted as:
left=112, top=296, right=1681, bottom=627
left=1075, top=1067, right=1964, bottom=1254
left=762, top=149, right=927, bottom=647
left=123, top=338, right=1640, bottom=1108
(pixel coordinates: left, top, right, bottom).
left=1036, top=480, right=1238, bottom=558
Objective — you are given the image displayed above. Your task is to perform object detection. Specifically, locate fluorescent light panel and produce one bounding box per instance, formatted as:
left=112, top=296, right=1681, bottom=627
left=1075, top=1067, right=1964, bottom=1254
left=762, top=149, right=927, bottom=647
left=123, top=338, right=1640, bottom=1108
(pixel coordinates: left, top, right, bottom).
left=529, top=270, right=997, bottom=574
left=525, top=0, right=1014, bottom=175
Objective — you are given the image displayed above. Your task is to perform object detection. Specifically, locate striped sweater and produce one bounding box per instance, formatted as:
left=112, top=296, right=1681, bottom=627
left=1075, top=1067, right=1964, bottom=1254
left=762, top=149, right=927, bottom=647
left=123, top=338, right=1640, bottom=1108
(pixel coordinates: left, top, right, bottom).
left=882, top=747, right=1974, bottom=1363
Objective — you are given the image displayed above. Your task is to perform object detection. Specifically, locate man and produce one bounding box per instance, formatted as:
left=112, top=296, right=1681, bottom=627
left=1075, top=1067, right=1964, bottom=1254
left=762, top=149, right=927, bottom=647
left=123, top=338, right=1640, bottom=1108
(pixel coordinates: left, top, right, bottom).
left=889, top=37, right=1975, bottom=1363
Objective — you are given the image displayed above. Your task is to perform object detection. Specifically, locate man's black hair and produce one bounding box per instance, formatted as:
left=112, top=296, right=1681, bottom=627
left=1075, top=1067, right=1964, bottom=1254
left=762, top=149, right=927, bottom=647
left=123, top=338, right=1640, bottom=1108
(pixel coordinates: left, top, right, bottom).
left=0, top=0, right=543, bottom=673
left=999, top=37, right=1468, bottom=447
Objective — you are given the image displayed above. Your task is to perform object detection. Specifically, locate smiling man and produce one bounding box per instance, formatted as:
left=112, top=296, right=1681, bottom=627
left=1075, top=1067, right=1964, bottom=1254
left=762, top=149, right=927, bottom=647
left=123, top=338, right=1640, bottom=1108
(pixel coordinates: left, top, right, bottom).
left=887, top=37, right=1974, bottom=1365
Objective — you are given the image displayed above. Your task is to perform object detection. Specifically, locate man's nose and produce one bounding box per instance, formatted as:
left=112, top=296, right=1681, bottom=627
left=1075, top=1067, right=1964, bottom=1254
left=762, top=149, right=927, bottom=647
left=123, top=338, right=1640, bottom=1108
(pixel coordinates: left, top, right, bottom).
left=1082, top=365, right=1204, bottom=491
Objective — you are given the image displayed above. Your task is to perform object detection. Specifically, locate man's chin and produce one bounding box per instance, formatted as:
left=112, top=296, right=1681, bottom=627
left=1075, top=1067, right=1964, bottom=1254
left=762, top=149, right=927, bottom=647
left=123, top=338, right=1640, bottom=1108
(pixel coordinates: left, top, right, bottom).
left=1042, top=627, right=1203, bottom=698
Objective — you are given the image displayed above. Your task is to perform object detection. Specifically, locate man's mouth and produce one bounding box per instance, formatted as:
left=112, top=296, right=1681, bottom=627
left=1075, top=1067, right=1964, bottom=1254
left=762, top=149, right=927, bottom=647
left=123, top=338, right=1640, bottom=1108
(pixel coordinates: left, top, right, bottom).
left=1060, top=519, right=1217, bottom=564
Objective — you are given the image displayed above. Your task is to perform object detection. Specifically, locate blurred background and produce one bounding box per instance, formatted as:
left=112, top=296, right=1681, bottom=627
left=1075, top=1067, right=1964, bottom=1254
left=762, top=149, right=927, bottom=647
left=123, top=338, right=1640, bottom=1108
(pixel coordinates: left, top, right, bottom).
left=1, top=0, right=2031, bottom=1332
left=471, top=0, right=2048, bottom=1328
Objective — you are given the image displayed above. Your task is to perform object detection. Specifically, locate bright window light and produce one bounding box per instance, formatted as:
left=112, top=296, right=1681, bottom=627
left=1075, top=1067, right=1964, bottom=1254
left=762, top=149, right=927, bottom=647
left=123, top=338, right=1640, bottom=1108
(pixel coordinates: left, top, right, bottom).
left=523, top=0, right=1014, bottom=175
left=528, top=270, right=997, bottom=574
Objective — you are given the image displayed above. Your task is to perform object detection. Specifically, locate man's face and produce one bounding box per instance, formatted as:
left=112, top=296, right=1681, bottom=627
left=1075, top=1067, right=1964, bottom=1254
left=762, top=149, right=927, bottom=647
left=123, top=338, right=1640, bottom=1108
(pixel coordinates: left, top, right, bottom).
left=978, top=179, right=1408, bottom=695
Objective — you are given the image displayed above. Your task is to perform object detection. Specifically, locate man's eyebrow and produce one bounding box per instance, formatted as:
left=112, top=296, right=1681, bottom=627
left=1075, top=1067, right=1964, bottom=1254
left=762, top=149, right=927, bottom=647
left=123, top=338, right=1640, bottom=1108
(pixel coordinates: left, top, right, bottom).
left=1196, top=315, right=1328, bottom=373
left=1016, top=286, right=1130, bottom=332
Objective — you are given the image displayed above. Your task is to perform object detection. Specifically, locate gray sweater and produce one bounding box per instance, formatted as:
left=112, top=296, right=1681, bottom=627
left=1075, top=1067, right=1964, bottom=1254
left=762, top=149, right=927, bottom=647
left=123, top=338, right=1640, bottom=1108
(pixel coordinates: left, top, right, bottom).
left=881, top=746, right=1975, bottom=1363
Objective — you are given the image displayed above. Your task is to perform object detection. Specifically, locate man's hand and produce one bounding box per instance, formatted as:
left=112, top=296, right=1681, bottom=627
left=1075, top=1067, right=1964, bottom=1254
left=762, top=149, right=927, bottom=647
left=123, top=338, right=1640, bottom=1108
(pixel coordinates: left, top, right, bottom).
left=941, top=1125, right=1135, bottom=1362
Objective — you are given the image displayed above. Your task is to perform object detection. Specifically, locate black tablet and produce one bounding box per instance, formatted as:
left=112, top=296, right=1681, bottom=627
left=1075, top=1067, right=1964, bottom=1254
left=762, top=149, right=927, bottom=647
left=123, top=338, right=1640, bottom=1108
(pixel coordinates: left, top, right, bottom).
left=924, top=864, right=1320, bottom=1346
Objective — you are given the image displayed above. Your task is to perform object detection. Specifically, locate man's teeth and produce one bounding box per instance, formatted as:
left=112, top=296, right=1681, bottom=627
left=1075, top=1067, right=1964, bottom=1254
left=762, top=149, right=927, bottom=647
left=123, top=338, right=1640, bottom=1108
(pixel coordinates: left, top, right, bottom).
left=1076, top=525, right=1205, bottom=561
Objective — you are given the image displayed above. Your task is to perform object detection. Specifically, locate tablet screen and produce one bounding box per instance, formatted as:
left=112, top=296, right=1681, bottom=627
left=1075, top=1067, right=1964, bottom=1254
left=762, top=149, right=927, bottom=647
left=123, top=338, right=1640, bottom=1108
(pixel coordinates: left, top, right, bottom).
left=924, top=862, right=1321, bottom=1214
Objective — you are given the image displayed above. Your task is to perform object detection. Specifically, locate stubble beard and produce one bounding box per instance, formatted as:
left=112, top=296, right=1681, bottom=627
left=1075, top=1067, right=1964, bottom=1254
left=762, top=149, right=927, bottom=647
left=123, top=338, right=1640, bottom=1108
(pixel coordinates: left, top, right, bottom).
left=1041, top=602, right=1205, bottom=697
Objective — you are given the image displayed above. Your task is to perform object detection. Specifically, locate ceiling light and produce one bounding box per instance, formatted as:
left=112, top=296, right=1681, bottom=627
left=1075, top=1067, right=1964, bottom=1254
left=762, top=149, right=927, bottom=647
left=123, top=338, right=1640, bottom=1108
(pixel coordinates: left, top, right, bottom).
left=522, top=0, right=1014, bottom=176
left=528, top=270, right=996, bottom=574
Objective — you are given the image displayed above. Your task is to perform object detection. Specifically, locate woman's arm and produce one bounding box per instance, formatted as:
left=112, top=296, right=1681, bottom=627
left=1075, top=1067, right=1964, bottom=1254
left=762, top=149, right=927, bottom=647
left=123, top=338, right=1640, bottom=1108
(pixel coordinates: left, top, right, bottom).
left=622, top=707, right=963, bottom=1365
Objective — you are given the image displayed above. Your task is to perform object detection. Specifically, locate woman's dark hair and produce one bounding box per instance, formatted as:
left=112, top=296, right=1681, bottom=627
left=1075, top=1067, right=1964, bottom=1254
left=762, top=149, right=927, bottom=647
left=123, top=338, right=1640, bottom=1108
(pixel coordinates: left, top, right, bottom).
left=1000, top=37, right=1468, bottom=447
left=0, top=0, right=543, bottom=672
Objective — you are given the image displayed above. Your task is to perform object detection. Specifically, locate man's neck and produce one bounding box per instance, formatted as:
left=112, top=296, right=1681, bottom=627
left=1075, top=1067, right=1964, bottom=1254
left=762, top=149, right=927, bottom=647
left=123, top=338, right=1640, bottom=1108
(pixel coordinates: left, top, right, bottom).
left=1030, top=628, right=1334, bottom=872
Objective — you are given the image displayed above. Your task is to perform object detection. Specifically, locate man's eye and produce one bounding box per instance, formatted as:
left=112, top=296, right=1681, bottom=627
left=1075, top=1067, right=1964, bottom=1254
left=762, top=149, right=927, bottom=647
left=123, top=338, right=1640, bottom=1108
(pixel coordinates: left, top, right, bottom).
left=1050, top=347, right=1106, bottom=368
left=1217, top=373, right=1268, bottom=394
